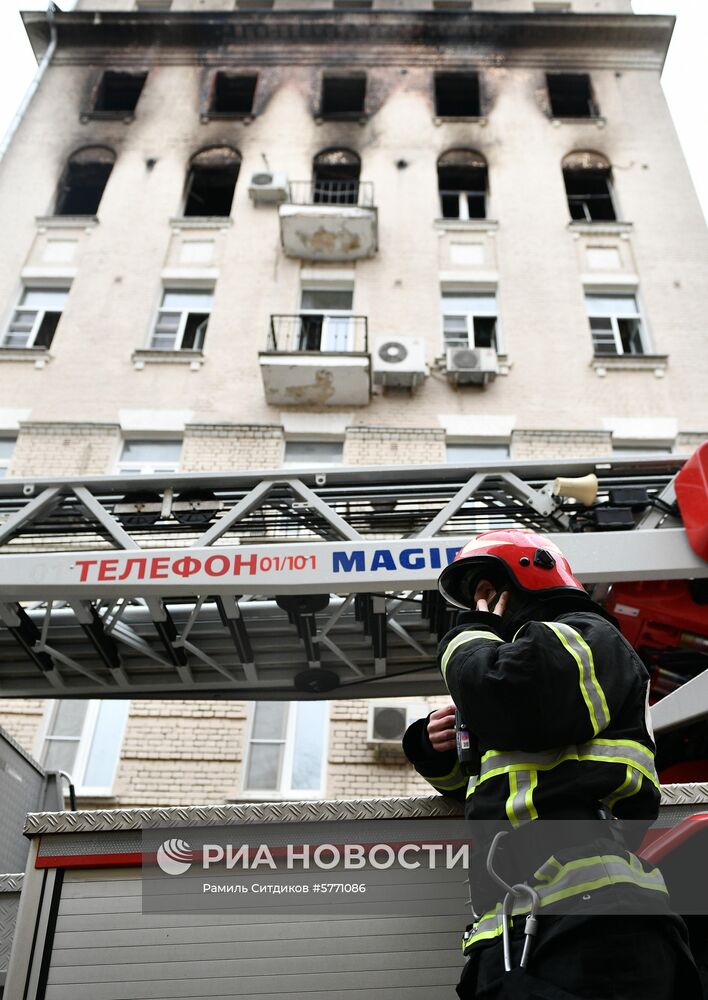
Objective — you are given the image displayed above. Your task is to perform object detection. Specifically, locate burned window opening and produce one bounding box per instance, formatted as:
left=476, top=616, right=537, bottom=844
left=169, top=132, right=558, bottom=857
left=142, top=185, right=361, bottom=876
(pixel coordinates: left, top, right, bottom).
left=320, top=75, right=367, bottom=119
left=434, top=72, right=480, bottom=117
left=93, top=71, right=147, bottom=114
left=564, top=169, right=616, bottom=222
left=210, top=73, right=257, bottom=116
left=183, top=148, right=241, bottom=217
left=438, top=151, right=487, bottom=220
left=333, top=0, right=372, bottom=7
left=547, top=73, right=597, bottom=118
left=55, top=147, right=115, bottom=216
left=313, top=149, right=361, bottom=205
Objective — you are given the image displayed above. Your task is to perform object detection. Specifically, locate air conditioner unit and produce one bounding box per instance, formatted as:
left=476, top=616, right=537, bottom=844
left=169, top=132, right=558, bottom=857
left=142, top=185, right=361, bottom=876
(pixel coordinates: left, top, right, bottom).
left=372, top=336, right=427, bottom=388
left=367, top=703, right=421, bottom=745
left=248, top=171, right=289, bottom=204
left=445, top=346, right=499, bottom=386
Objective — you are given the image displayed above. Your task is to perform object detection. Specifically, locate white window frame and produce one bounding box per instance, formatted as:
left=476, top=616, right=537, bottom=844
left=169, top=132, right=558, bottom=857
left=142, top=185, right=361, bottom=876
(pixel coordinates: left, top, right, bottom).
left=116, top=438, right=182, bottom=475
left=35, top=699, right=130, bottom=797
left=0, top=437, right=16, bottom=478
left=2, top=285, right=70, bottom=349
left=586, top=292, right=649, bottom=357
left=441, top=290, right=501, bottom=352
left=298, top=285, right=355, bottom=352
left=283, top=438, right=344, bottom=468
left=148, top=287, right=213, bottom=352
left=241, top=701, right=329, bottom=800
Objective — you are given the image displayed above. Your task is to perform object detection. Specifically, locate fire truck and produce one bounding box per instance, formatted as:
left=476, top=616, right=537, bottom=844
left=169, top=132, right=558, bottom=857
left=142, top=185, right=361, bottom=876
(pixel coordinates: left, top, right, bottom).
left=0, top=444, right=706, bottom=998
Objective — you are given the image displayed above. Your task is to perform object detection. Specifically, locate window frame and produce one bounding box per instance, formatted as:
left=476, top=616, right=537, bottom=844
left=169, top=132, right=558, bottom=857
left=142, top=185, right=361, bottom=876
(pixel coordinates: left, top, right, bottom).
left=148, top=287, right=214, bottom=352
left=36, top=699, right=130, bottom=798
left=440, top=289, right=501, bottom=353
left=0, top=436, right=16, bottom=478
left=116, top=438, right=183, bottom=475
left=546, top=72, right=598, bottom=120
left=585, top=291, right=649, bottom=357
left=283, top=438, right=345, bottom=468
left=241, top=701, right=329, bottom=800
left=297, top=284, right=355, bottom=352
left=1, top=284, right=70, bottom=350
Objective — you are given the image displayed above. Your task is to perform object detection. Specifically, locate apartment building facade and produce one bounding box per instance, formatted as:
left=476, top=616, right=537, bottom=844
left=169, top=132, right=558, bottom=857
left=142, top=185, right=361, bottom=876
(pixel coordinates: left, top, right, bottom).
left=0, top=0, right=706, bottom=808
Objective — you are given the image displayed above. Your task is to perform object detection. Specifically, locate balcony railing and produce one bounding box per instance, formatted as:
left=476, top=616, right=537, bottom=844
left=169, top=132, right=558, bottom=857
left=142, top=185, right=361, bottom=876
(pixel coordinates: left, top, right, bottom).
left=287, top=180, right=375, bottom=208
left=267, top=314, right=369, bottom=354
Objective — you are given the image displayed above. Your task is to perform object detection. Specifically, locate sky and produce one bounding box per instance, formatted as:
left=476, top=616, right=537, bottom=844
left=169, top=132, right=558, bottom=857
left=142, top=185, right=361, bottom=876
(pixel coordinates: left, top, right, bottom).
left=0, top=1, right=706, bottom=222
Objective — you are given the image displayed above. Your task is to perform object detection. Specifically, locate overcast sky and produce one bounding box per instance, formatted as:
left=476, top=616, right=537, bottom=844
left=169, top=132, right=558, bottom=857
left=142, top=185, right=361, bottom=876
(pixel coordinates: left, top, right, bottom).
left=0, top=1, right=706, bottom=222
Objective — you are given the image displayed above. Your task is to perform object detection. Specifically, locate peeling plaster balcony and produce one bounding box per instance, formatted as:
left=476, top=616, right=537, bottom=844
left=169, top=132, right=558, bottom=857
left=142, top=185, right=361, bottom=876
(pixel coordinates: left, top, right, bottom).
left=259, top=314, right=371, bottom=406
left=279, top=181, right=378, bottom=261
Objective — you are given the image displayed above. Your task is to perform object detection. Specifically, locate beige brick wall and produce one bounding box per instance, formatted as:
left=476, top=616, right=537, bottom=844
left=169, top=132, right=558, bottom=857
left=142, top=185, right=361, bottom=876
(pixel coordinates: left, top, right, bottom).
left=181, top=424, right=285, bottom=472
left=344, top=427, right=446, bottom=466
left=0, top=698, right=45, bottom=758
left=9, top=422, right=120, bottom=478
left=676, top=433, right=707, bottom=453
left=511, top=430, right=612, bottom=461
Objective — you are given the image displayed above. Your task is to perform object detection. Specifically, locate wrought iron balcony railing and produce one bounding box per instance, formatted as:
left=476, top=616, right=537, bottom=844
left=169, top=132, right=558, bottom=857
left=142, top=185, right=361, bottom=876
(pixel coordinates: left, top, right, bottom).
left=287, top=180, right=375, bottom=208
left=267, top=314, right=369, bottom=353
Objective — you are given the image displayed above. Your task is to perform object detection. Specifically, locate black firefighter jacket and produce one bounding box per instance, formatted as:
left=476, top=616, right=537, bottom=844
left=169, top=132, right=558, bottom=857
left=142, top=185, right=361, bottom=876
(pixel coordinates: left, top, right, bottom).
left=401, top=606, right=679, bottom=938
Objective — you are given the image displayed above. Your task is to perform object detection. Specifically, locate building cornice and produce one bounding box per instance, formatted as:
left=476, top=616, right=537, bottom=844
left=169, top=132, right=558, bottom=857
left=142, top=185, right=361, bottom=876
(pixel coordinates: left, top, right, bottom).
left=22, top=11, right=674, bottom=72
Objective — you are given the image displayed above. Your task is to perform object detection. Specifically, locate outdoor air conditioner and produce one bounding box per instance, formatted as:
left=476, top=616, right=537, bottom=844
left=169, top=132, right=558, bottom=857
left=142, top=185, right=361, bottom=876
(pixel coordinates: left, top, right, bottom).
left=367, top=703, right=420, bottom=746
left=372, top=336, right=427, bottom=388
left=248, top=171, right=289, bottom=204
left=445, top=346, right=499, bottom=386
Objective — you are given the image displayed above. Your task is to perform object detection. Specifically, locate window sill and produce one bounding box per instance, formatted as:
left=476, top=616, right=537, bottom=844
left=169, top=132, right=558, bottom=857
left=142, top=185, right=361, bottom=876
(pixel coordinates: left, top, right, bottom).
left=434, top=218, right=499, bottom=232
left=0, top=347, right=51, bottom=368
left=551, top=116, right=606, bottom=128
left=434, top=116, right=487, bottom=126
left=569, top=221, right=633, bottom=237
left=591, top=354, right=668, bottom=377
left=80, top=111, right=135, bottom=124
left=200, top=112, right=255, bottom=124
left=132, top=349, right=204, bottom=370
left=36, top=215, right=99, bottom=230
left=169, top=216, right=233, bottom=230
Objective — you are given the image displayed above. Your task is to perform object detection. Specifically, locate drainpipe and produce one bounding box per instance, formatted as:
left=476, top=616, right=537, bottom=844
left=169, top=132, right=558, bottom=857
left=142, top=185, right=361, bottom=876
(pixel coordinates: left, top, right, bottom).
left=0, top=2, right=59, bottom=164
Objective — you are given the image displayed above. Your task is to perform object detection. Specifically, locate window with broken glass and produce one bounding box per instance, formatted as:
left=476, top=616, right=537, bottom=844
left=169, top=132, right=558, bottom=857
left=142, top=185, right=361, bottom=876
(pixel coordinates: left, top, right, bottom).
left=442, top=292, right=498, bottom=351
left=312, top=149, right=361, bottom=205
left=319, top=74, right=367, bottom=119
left=183, top=147, right=241, bottom=217
left=55, top=146, right=115, bottom=216
left=209, top=73, right=258, bottom=116
left=546, top=73, right=598, bottom=118
left=563, top=152, right=616, bottom=222
left=437, top=150, right=487, bottom=220
left=586, top=293, right=647, bottom=355
left=2, top=286, right=69, bottom=350
left=149, top=289, right=213, bottom=352
left=434, top=72, right=481, bottom=118
left=92, top=71, right=147, bottom=115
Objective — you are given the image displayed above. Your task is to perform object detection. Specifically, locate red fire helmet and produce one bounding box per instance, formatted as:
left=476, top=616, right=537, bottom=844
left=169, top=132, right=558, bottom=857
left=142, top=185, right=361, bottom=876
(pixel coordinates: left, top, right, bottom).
left=438, top=528, right=585, bottom=610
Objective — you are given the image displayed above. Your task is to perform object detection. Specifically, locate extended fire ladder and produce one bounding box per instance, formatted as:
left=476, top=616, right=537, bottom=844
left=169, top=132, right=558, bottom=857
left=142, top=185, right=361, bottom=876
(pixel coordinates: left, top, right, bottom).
left=0, top=452, right=705, bottom=706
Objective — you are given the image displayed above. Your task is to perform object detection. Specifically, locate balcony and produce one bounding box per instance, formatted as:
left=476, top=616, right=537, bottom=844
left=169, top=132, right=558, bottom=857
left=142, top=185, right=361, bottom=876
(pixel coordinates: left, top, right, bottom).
left=278, top=181, right=378, bottom=261
left=259, top=314, right=371, bottom=406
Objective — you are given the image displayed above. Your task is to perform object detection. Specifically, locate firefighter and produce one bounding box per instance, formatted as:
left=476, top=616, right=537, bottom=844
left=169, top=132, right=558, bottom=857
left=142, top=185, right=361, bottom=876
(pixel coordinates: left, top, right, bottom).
left=403, top=528, right=701, bottom=999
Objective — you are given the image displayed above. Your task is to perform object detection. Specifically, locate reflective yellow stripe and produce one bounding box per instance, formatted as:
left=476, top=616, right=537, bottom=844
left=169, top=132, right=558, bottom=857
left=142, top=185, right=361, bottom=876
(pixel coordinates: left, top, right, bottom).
left=505, top=769, right=538, bottom=828
left=463, top=853, right=667, bottom=949
left=604, top=765, right=643, bottom=812
left=542, top=622, right=610, bottom=736
left=440, top=630, right=503, bottom=683
left=477, top=740, right=659, bottom=791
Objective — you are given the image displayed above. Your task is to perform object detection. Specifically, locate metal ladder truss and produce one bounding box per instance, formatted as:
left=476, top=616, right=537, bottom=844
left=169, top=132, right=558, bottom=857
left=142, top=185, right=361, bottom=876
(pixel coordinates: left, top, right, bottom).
left=0, top=455, right=702, bottom=699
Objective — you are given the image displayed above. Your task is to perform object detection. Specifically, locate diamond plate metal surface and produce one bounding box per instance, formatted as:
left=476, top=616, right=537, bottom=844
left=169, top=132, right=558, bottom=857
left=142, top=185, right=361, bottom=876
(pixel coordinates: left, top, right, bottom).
left=0, top=875, right=23, bottom=894
left=22, top=786, right=708, bottom=837
left=24, top=795, right=463, bottom=836
left=0, top=884, right=22, bottom=976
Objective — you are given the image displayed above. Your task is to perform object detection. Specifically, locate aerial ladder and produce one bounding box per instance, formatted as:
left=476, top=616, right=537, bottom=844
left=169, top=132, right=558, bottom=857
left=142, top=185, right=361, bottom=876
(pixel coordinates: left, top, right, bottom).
left=0, top=444, right=707, bottom=998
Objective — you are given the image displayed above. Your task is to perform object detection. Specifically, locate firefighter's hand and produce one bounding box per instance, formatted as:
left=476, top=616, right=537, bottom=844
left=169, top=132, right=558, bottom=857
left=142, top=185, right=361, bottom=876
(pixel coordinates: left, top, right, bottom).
left=474, top=580, right=509, bottom=616
left=427, top=704, right=457, bottom=752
